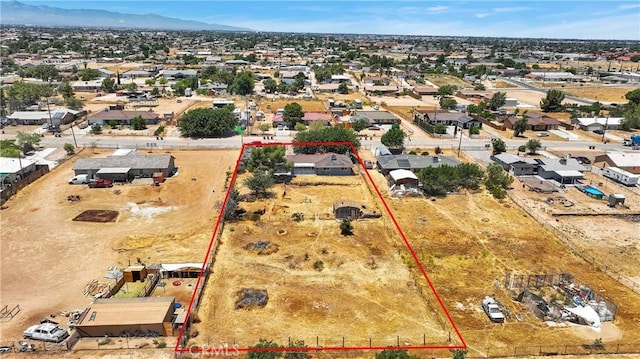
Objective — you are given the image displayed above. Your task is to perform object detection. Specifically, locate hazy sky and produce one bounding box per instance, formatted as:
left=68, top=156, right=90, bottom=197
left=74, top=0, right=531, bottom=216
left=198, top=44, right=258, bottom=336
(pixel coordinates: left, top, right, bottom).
left=12, top=1, right=640, bottom=40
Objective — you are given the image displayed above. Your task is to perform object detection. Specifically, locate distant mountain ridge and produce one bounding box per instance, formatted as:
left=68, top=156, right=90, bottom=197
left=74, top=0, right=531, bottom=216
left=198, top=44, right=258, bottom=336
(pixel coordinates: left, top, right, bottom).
left=0, top=0, right=252, bottom=31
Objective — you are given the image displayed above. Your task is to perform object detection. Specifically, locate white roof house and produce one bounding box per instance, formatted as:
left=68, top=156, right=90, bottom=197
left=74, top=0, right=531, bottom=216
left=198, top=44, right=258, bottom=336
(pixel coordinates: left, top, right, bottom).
left=0, top=157, right=37, bottom=175
left=574, top=117, right=623, bottom=130
left=604, top=152, right=640, bottom=167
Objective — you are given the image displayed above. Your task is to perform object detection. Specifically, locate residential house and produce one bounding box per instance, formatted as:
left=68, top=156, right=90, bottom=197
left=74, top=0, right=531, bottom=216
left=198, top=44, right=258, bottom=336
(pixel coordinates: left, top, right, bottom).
left=457, top=115, right=483, bottom=129
left=376, top=155, right=461, bottom=175
left=301, top=112, right=331, bottom=126
left=573, top=117, right=623, bottom=132
left=412, top=86, right=438, bottom=96
left=490, top=153, right=538, bottom=176
left=364, top=85, right=399, bottom=96
left=505, top=112, right=561, bottom=131
left=330, top=75, right=351, bottom=84
left=455, top=90, right=494, bottom=102
left=413, top=110, right=462, bottom=126
left=0, top=157, right=37, bottom=186
left=535, top=156, right=586, bottom=184
left=351, top=111, right=399, bottom=126
left=72, top=79, right=103, bottom=92
left=285, top=153, right=354, bottom=176
left=162, top=69, right=198, bottom=79
left=594, top=152, right=640, bottom=174
left=73, top=152, right=176, bottom=180
left=121, top=70, right=152, bottom=79
left=314, top=83, right=340, bottom=93
left=7, top=110, right=75, bottom=126
left=88, top=110, right=160, bottom=126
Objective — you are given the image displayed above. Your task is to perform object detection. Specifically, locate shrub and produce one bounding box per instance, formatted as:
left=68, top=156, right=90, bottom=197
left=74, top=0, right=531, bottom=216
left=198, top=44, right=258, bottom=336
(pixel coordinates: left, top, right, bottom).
left=156, top=341, right=167, bottom=348
left=518, top=145, right=526, bottom=153
left=435, top=146, right=442, bottom=154
left=154, top=125, right=165, bottom=136
left=421, top=151, right=429, bottom=156
left=340, top=218, right=353, bottom=235
left=408, top=150, right=417, bottom=155
left=291, top=212, right=304, bottom=222
left=63, top=142, right=75, bottom=155
left=313, top=260, right=324, bottom=271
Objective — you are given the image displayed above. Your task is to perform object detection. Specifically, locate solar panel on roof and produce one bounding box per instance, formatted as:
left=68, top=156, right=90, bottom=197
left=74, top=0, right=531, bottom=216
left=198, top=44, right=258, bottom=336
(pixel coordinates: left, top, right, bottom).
left=397, top=159, right=411, bottom=167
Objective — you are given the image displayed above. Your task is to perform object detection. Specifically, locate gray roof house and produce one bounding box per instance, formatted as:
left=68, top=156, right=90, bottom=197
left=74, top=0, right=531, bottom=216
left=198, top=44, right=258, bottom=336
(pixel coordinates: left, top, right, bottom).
left=73, top=153, right=176, bottom=181
left=162, top=69, right=198, bottom=79
left=351, top=111, right=399, bottom=125
left=535, top=157, right=586, bottom=184
left=376, top=155, right=461, bottom=175
left=457, top=115, right=483, bottom=129
left=491, top=153, right=538, bottom=176
left=285, top=153, right=354, bottom=176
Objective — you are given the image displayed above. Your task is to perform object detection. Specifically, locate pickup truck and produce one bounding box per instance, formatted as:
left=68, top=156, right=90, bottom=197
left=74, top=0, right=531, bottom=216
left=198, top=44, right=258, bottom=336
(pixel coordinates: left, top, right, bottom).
left=482, top=296, right=505, bottom=323
left=23, top=323, right=69, bottom=342
left=88, top=178, right=113, bottom=188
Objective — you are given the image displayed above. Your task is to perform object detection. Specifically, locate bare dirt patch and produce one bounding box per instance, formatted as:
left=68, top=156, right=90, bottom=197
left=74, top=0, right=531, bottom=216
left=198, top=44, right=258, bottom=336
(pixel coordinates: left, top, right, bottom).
left=72, top=209, right=119, bottom=222
left=425, top=74, right=472, bottom=88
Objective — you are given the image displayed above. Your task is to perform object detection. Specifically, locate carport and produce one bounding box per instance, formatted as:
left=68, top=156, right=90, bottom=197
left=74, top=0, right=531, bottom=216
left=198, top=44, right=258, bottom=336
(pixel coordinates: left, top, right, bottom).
left=96, top=167, right=131, bottom=182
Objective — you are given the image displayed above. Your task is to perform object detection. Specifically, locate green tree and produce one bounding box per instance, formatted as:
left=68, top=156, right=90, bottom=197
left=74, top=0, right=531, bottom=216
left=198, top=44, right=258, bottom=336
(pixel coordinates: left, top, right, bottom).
left=63, top=143, right=75, bottom=155
left=59, top=80, right=74, bottom=99
left=453, top=349, right=468, bottom=359
left=294, top=122, right=307, bottom=131
left=16, top=131, right=41, bottom=154
left=436, top=85, right=456, bottom=96
left=293, top=126, right=360, bottom=154
left=5, top=82, right=54, bottom=112
left=440, top=97, right=458, bottom=110
left=283, top=102, right=304, bottom=127
left=90, top=124, right=103, bottom=134
left=469, top=126, right=480, bottom=135
left=433, top=123, right=447, bottom=134
left=488, top=92, right=507, bottom=111
left=263, top=78, right=277, bottom=93
left=179, top=107, right=237, bottom=138
left=376, top=349, right=418, bottom=359
left=338, top=82, right=349, bottom=94
left=78, top=68, right=100, bottom=81
left=247, top=339, right=282, bottom=359
left=101, top=78, right=116, bottom=93
left=123, top=82, right=138, bottom=91
left=513, top=118, right=528, bottom=137
left=340, top=218, right=353, bottom=235
left=625, top=88, right=640, bottom=105
left=244, top=171, right=274, bottom=198
left=491, top=138, right=507, bottom=154
left=258, top=123, right=271, bottom=134
left=485, top=163, right=513, bottom=199
left=145, top=78, right=156, bottom=86
left=65, top=96, right=84, bottom=110
left=525, top=138, right=542, bottom=154
left=352, top=118, right=368, bottom=132
left=245, top=146, right=291, bottom=173
left=130, top=115, right=147, bottom=130
left=540, top=89, right=565, bottom=112
left=230, top=72, right=255, bottom=95
left=621, top=104, right=640, bottom=130
left=0, top=89, right=7, bottom=116
left=381, top=124, right=405, bottom=149
left=0, top=139, right=22, bottom=157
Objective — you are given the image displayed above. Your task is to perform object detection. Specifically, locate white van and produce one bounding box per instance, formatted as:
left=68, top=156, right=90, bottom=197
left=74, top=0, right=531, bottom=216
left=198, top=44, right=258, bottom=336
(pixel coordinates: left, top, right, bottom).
left=68, top=174, right=89, bottom=184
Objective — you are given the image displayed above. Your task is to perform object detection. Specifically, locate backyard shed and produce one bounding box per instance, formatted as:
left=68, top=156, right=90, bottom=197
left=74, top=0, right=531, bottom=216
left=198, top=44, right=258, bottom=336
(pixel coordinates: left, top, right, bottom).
left=333, top=201, right=364, bottom=220
left=389, top=169, right=419, bottom=188
left=123, top=265, right=148, bottom=282
left=608, top=194, right=626, bottom=207
left=96, top=167, right=131, bottom=182
left=75, top=297, right=175, bottom=337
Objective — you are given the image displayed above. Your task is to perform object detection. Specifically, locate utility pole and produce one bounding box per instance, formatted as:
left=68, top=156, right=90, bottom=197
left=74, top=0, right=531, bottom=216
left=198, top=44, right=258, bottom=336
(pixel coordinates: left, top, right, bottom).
left=457, top=124, right=463, bottom=157
left=601, top=115, right=609, bottom=143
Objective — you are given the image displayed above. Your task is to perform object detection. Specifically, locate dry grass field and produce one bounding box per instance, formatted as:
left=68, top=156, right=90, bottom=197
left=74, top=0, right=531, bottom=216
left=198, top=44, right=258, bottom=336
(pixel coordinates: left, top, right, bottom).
left=192, top=172, right=457, bottom=349
left=263, top=99, right=328, bottom=113
left=492, top=80, right=518, bottom=88
left=425, top=74, right=472, bottom=89
left=563, top=87, right=635, bottom=103
left=0, top=149, right=239, bottom=341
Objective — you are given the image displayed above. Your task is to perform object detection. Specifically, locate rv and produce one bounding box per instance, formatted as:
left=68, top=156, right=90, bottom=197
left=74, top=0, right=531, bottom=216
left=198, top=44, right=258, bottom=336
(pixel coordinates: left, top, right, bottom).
left=602, top=167, right=639, bottom=186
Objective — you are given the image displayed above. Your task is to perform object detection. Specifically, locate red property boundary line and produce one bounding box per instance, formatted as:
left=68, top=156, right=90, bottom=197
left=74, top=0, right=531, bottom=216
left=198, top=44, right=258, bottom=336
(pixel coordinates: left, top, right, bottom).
left=175, top=141, right=467, bottom=354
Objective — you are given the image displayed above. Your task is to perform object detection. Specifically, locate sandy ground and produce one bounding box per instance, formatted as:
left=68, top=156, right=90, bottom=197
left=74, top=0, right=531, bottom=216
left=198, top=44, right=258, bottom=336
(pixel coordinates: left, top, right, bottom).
left=0, top=149, right=240, bottom=342
left=192, top=172, right=455, bottom=349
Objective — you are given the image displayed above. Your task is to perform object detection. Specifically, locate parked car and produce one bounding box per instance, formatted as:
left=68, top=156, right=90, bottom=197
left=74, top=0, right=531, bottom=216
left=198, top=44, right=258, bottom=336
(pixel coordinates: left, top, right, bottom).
left=537, top=132, right=549, bottom=137
left=78, top=122, right=89, bottom=129
left=593, top=129, right=605, bottom=135
left=482, top=296, right=505, bottom=323
left=69, top=174, right=89, bottom=184
left=364, top=160, right=374, bottom=169
left=88, top=178, right=113, bottom=188
left=572, top=156, right=591, bottom=165
left=23, top=323, right=69, bottom=343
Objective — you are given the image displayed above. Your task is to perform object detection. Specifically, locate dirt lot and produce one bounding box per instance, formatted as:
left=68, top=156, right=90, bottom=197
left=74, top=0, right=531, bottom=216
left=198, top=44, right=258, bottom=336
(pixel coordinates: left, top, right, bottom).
left=425, top=74, right=472, bottom=88
left=0, top=149, right=239, bottom=341
left=562, top=86, right=635, bottom=103
left=192, top=172, right=456, bottom=349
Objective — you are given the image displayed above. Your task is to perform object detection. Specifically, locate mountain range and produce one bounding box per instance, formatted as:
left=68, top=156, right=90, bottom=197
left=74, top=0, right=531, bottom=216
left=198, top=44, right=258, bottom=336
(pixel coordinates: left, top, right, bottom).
left=0, top=0, right=252, bottom=32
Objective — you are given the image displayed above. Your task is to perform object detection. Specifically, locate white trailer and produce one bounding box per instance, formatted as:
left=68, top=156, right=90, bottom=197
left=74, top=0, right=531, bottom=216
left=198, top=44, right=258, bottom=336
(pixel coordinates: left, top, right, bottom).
left=602, top=167, right=639, bottom=186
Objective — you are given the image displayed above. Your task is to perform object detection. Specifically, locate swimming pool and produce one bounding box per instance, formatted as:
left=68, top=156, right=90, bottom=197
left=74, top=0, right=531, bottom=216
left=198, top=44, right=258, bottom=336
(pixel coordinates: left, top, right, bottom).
left=584, top=186, right=604, bottom=196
